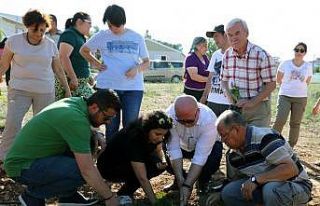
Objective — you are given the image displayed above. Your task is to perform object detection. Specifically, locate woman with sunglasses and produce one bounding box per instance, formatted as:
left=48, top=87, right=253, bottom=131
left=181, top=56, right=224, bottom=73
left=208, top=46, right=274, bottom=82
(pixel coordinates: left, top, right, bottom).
left=273, top=42, right=313, bottom=148
left=97, top=111, right=172, bottom=205
left=0, top=9, right=70, bottom=164
left=55, top=12, right=93, bottom=100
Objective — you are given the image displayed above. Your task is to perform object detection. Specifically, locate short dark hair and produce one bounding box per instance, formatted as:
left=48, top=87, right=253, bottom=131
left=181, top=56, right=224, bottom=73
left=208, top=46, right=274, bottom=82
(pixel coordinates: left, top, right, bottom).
left=103, top=4, right=126, bottom=26
left=85, top=89, right=121, bottom=113
left=22, top=9, right=50, bottom=30
left=216, top=110, right=247, bottom=129
left=295, top=42, right=307, bottom=53
left=49, top=14, right=57, bottom=23
left=65, top=12, right=90, bottom=29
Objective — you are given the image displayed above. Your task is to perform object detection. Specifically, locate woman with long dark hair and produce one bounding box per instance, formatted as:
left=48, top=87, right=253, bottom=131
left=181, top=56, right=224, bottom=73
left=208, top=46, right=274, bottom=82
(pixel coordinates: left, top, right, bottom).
left=97, top=111, right=172, bottom=205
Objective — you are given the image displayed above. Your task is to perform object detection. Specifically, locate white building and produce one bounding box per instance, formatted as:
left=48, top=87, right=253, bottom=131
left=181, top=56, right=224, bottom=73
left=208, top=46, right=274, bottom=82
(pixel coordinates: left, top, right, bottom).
left=0, top=12, right=25, bottom=39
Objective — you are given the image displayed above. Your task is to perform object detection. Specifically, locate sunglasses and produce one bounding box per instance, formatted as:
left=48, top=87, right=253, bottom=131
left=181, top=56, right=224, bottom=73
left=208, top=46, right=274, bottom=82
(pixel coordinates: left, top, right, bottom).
left=176, top=109, right=198, bottom=125
left=294, top=48, right=305, bottom=53
left=100, top=110, right=115, bottom=122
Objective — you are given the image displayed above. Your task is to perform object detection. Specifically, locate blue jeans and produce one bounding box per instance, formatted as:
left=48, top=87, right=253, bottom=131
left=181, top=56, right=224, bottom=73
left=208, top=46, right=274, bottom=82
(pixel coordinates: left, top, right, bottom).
left=15, top=155, right=84, bottom=199
left=221, top=178, right=312, bottom=206
left=106, top=90, right=143, bottom=138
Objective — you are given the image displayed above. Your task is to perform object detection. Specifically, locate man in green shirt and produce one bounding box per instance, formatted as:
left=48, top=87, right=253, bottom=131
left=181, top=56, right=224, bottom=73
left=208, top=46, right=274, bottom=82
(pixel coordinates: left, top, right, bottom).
left=4, top=90, right=121, bottom=206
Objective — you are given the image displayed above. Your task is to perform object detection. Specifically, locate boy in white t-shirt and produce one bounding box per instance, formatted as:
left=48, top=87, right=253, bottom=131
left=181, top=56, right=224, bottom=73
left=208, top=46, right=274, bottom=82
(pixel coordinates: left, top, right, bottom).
left=201, top=25, right=231, bottom=116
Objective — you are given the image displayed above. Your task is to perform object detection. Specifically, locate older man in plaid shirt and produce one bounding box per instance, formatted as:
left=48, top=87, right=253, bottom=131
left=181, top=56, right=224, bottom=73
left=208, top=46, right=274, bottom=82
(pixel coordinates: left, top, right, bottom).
left=221, top=18, right=276, bottom=127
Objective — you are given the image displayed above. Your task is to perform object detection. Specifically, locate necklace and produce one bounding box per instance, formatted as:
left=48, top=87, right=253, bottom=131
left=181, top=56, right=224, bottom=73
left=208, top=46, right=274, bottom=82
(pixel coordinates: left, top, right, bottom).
left=26, top=32, right=41, bottom=46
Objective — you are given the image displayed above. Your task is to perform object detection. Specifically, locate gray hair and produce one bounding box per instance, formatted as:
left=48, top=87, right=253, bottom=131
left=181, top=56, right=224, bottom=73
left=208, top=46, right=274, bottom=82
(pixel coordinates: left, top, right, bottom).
left=226, top=18, right=249, bottom=35
left=215, top=110, right=247, bottom=128
left=189, top=36, right=207, bottom=53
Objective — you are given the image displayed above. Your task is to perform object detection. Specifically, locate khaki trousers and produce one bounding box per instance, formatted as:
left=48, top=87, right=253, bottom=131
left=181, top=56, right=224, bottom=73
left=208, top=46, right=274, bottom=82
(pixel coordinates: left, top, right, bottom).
left=272, top=95, right=307, bottom=147
left=242, top=100, right=271, bottom=127
left=0, top=88, right=55, bottom=160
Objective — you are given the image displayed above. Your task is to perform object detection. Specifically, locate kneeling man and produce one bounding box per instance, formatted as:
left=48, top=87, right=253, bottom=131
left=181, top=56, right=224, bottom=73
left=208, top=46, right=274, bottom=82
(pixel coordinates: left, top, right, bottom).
left=216, top=110, right=312, bottom=206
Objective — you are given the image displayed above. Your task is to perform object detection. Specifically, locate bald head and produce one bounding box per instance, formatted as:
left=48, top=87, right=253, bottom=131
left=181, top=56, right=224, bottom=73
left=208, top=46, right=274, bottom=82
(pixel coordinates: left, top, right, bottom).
left=174, top=95, right=198, bottom=116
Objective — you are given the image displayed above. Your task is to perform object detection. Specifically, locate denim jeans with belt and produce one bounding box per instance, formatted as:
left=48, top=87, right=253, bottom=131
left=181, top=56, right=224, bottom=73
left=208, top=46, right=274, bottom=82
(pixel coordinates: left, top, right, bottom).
left=105, top=90, right=143, bottom=138
left=14, top=155, right=84, bottom=199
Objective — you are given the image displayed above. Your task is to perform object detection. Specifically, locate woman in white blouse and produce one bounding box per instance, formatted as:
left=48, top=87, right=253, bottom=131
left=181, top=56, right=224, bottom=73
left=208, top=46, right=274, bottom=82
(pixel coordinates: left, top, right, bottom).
left=273, top=42, right=312, bottom=148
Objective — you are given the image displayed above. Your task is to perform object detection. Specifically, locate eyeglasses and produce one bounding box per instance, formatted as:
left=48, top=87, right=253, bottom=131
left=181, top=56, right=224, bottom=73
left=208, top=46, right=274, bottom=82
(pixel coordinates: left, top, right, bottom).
left=294, top=48, right=305, bottom=53
left=176, top=109, right=199, bottom=125
left=83, top=19, right=92, bottom=25
left=99, top=110, right=115, bottom=122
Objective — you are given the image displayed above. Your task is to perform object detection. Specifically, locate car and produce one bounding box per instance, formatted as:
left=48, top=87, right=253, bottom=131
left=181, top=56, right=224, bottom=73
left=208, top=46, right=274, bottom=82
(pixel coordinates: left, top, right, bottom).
left=144, top=60, right=184, bottom=83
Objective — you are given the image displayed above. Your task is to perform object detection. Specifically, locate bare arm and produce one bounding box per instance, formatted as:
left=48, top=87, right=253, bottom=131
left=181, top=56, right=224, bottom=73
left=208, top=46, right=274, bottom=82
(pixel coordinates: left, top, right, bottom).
left=131, top=162, right=157, bottom=204
left=312, top=97, right=320, bottom=115
left=237, top=81, right=276, bottom=108
left=0, top=46, right=14, bottom=76
left=170, top=158, right=184, bottom=186
left=221, top=80, right=235, bottom=104
left=125, top=58, right=150, bottom=79
left=186, top=67, right=208, bottom=82
left=52, top=58, right=71, bottom=97
left=59, top=42, right=79, bottom=90
left=276, top=70, right=284, bottom=85
left=256, top=158, right=299, bottom=184
left=200, top=72, right=214, bottom=104
left=74, top=153, right=119, bottom=206
left=80, top=45, right=106, bottom=71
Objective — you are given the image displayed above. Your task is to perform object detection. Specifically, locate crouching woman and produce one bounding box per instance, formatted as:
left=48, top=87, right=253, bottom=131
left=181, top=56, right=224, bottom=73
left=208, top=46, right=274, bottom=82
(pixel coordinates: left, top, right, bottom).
left=97, top=111, right=172, bottom=205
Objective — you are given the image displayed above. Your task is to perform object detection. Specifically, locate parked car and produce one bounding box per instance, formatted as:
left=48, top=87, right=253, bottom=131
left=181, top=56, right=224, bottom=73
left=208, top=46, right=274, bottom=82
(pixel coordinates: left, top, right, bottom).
left=144, top=60, right=184, bottom=83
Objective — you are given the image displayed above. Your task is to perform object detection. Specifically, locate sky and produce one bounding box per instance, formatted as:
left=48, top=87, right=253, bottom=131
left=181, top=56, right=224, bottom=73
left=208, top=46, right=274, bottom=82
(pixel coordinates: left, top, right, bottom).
left=1, top=0, right=320, bottom=61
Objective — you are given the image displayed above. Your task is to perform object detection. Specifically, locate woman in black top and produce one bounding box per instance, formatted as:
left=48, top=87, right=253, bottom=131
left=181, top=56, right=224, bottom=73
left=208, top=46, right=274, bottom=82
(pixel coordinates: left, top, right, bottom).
left=97, top=111, right=172, bottom=205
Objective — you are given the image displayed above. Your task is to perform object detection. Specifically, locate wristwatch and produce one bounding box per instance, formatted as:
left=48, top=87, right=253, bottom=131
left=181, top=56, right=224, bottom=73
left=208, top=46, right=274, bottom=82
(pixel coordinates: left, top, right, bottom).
left=250, top=175, right=259, bottom=185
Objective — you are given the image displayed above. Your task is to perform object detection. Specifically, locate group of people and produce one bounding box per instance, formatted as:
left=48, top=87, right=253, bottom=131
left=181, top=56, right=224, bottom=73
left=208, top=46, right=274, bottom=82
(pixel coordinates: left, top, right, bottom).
left=0, top=3, right=318, bottom=206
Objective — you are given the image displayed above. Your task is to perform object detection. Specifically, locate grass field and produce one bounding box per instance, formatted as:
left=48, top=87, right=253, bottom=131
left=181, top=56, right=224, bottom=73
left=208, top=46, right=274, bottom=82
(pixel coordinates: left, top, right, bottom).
left=0, top=82, right=320, bottom=205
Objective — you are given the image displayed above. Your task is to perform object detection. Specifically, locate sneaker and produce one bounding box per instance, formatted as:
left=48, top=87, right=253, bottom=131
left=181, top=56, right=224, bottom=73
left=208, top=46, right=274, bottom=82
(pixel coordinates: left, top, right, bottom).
left=58, top=191, right=99, bottom=206
left=18, top=192, right=45, bottom=206
left=118, top=195, right=133, bottom=206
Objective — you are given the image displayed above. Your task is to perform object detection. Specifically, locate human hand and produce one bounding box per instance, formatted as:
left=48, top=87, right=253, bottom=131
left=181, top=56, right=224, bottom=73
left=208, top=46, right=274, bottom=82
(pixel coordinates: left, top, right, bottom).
left=312, top=103, right=320, bottom=116
left=92, top=61, right=107, bottom=71
left=64, top=88, right=72, bottom=98
left=69, top=78, right=79, bottom=91
left=236, top=99, right=257, bottom=108
left=125, top=67, right=138, bottom=79
left=241, top=179, right=258, bottom=201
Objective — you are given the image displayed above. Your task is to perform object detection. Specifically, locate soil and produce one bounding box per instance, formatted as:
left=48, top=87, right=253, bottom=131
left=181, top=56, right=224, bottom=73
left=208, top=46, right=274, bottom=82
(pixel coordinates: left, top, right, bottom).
left=0, top=120, right=320, bottom=206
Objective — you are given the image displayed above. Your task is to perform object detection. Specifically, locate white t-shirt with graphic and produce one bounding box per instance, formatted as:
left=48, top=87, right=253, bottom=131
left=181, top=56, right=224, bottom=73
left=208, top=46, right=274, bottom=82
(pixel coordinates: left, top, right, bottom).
left=207, top=49, right=230, bottom=105
left=278, top=60, right=313, bottom=97
left=84, top=29, right=149, bottom=91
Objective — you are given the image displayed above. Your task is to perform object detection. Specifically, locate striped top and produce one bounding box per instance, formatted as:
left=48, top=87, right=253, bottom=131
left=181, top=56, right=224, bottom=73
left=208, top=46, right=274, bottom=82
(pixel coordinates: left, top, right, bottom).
left=221, top=41, right=276, bottom=99
left=229, top=126, right=309, bottom=183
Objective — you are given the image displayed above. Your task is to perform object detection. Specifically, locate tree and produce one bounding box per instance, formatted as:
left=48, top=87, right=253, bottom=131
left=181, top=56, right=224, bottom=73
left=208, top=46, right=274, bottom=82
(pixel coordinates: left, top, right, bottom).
left=206, top=38, right=218, bottom=58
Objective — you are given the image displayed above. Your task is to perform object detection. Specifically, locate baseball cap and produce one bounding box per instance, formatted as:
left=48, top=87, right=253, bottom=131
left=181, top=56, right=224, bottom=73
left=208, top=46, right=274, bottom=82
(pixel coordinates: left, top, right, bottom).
left=206, top=24, right=225, bottom=38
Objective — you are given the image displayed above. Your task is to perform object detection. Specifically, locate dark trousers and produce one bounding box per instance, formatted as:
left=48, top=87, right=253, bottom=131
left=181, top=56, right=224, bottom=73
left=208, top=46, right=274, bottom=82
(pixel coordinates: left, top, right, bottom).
left=97, top=153, right=164, bottom=196
left=183, top=87, right=204, bottom=102
left=164, top=141, right=223, bottom=184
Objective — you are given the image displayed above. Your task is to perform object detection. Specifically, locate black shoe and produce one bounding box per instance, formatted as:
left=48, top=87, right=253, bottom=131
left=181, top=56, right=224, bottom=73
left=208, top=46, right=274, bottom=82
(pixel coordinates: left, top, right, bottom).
left=58, top=191, right=99, bottom=206
left=18, top=192, right=45, bottom=206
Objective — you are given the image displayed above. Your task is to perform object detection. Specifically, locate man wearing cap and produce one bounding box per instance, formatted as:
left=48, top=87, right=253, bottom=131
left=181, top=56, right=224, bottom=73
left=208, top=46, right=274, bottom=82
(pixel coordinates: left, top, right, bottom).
left=216, top=110, right=312, bottom=206
left=200, top=25, right=231, bottom=117
left=164, top=95, right=223, bottom=205
left=221, top=18, right=276, bottom=127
